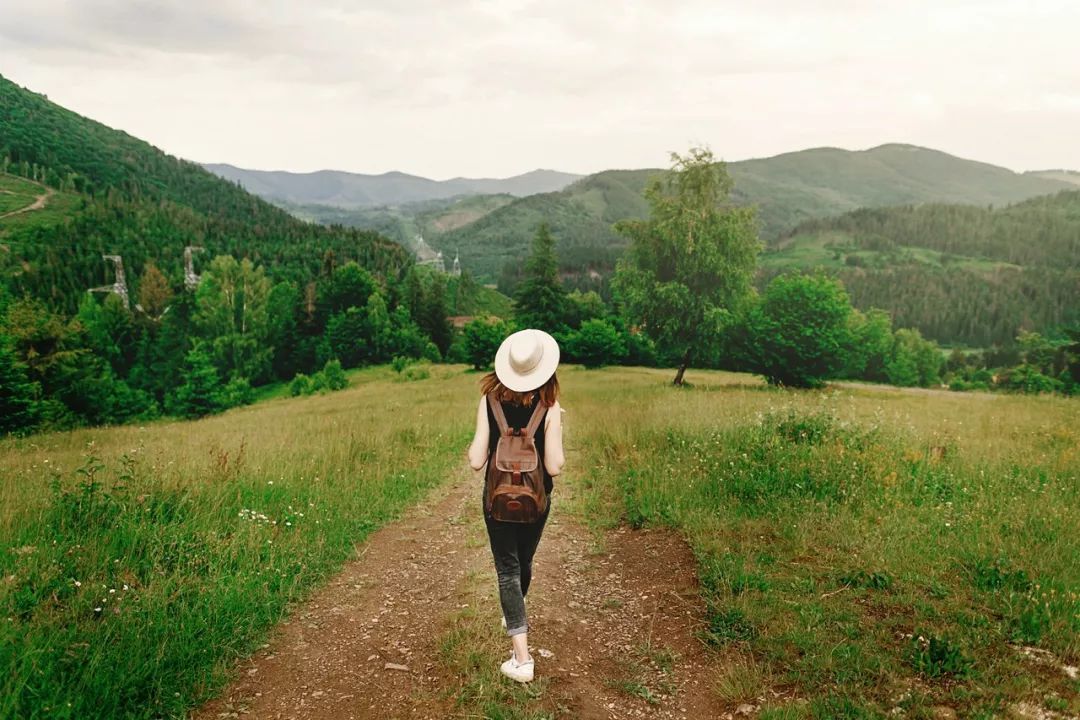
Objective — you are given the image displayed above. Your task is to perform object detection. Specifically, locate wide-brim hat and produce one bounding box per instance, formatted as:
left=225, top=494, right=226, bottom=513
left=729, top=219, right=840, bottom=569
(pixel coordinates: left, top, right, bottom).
left=494, top=328, right=560, bottom=392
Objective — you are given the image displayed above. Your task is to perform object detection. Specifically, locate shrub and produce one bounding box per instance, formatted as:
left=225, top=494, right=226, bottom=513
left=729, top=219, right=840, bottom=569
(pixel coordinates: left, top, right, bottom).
left=320, top=359, right=348, bottom=391
left=741, top=273, right=853, bottom=388
left=462, top=318, right=511, bottom=370
left=996, top=364, right=1064, bottom=394
left=565, top=318, right=628, bottom=369
left=217, top=376, right=255, bottom=408
left=289, top=373, right=312, bottom=396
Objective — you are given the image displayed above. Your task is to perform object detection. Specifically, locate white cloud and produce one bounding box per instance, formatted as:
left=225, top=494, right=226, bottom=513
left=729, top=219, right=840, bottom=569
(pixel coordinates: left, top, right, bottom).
left=1, top=0, right=1077, bottom=177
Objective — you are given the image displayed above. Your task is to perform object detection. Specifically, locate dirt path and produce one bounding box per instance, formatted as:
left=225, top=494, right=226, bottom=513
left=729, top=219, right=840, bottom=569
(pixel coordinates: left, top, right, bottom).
left=193, top=464, right=724, bottom=719
left=0, top=176, right=55, bottom=220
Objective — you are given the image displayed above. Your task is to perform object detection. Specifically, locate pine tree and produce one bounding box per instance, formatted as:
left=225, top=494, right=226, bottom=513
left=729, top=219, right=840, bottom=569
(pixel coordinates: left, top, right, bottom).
left=513, top=223, right=568, bottom=333
left=0, top=336, right=41, bottom=435
left=421, top=272, right=453, bottom=358
left=166, top=343, right=224, bottom=419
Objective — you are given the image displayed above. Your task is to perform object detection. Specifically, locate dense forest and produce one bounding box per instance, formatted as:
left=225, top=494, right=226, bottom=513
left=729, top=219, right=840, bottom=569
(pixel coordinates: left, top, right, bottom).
left=769, top=192, right=1080, bottom=346
left=0, top=74, right=485, bottom=433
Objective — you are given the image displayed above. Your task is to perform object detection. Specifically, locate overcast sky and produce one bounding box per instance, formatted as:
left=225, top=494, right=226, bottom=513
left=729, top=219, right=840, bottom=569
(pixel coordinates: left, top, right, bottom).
left=1, top=0, right=1077, bottom=179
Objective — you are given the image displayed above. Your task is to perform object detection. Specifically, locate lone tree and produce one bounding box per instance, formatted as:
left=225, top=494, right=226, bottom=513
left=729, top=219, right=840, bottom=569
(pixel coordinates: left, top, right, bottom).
left=513, top=223, right=568, bottom=333
left=612, top=147, right=760, bottom=385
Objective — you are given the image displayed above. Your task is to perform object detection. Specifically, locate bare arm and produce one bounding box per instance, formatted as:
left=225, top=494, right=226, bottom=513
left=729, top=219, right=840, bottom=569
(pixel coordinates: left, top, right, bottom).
left=544, top=400, right=565, bottom=476
left=466, top=396, right=489, bottom=471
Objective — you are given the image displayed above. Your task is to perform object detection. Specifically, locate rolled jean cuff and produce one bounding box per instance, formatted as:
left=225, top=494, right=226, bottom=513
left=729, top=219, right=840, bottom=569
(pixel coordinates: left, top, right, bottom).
left=506, top=623, right=528, bottom=637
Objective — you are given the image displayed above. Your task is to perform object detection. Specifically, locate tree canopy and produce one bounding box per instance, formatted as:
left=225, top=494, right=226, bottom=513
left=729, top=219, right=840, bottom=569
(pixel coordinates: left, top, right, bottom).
left=612, top=147, right=761, bottom=384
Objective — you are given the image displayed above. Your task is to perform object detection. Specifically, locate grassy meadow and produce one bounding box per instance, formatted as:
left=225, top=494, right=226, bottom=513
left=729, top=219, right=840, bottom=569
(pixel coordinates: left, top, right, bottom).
left=1, top=364, right=1077, bottom=719
left=0, top=365, right=476, bottom=719
left=569, top=368, right=1080, bottom=718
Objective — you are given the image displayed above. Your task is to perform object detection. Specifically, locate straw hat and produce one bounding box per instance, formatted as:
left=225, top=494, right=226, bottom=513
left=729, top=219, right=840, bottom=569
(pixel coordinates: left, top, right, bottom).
left=494, top=328, right=560, bottom=392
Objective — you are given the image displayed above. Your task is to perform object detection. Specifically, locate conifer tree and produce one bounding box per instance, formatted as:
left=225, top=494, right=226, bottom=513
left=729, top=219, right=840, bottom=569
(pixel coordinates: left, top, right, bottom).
left=513, top=223, right=568, bottom=333
left=166, top=342, right=223, bottom=419
left=0, top=336, right=41, bottom=435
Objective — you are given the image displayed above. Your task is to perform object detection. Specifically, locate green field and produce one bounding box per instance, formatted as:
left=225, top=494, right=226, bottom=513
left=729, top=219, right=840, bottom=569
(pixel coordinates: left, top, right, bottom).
left=0, top=173, right=83, bottom=235
left=1, top=366, right=1077, bottom=718
left=570, top=370, right=1079, bottom=718
left=762, top=231, right=1022, bottom=273
left=0, top=174, right=40, bottom=215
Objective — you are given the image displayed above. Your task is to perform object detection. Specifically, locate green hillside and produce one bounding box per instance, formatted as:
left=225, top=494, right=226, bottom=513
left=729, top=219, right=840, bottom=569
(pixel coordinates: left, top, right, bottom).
left=422, top=145, right=1072, bottom=286
left=285, top=193, right=517, bottom=247
left=764, top=191, right=1080, bottom=345
left=0, top=74, right=409, bottom=313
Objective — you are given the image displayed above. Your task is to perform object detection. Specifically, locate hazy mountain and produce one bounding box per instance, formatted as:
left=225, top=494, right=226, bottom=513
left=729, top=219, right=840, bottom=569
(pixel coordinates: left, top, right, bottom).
left=202, top=164, right=582, bottom=208
left=429, top=144, right=1075, bottom=284
left=1026, top=169, right=1080, bottom=187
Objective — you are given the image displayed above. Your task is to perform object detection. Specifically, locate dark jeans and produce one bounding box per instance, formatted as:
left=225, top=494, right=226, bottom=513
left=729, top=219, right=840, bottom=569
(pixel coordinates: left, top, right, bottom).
left=484, top=498, right=550, bottom=636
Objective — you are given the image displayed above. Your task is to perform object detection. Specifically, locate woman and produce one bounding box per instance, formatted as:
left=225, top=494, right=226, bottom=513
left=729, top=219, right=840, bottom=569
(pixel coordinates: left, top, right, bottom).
left=467, top=328, right=565, bottom=683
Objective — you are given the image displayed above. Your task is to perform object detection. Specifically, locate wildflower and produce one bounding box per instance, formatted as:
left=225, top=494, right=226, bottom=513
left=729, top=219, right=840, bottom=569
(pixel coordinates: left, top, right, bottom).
left=74, top=580, right=81, bottom=587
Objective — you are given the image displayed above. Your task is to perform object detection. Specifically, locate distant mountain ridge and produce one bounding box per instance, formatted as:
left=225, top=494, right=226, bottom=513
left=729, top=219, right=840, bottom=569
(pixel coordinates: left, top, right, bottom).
left=421, top=143, right=1075, bottom=284
left=202, top=164, right=582, bottom=208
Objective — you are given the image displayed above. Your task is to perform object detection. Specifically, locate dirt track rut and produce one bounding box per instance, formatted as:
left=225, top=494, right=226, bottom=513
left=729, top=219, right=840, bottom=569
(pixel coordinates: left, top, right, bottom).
left=192, top=464, right=724, bottom=719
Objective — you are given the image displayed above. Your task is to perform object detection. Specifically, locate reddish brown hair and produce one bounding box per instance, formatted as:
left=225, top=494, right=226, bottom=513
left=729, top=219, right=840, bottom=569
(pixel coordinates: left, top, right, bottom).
left=480, top=370, right=560, bottom=407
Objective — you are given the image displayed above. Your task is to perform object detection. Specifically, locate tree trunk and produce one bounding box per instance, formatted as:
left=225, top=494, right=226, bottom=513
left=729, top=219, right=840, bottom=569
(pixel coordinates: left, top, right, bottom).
left=673, top=348, right=693, bottom=386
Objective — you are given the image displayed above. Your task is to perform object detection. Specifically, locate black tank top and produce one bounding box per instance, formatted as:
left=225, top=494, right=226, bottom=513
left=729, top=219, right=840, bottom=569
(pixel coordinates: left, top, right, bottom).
left=485, top=391, right=554, bottom=494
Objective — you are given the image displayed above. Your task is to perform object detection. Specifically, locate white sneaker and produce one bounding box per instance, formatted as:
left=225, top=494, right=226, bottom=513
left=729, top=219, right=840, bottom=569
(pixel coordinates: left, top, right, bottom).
left=500, top=654, right=534, bottom=683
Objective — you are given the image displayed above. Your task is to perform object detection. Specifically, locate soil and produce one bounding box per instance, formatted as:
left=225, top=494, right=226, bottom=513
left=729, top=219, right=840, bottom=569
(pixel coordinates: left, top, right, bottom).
left=0, top=177, right=54, bottom=220
left=191, top=466, right=725, bottom=719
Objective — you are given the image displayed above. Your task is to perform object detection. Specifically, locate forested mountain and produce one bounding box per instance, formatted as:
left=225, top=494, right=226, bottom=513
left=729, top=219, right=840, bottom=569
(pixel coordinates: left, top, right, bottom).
left=0, top=74, right=481, bottom=433
left=0, top=73, right=409, bottom=313
left=764, top=191, right=1080, bottom=345
left=418, top=144, right=1074, bottom=286
left=203, top=163, right=582, bottom=208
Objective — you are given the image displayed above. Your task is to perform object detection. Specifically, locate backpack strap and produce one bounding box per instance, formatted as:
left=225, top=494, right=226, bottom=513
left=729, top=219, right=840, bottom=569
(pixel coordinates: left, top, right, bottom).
left=487, top=393, right=511, bottom=435
left=523, top=398, right=546, bottom=439
left=487, top=393, right=546, bottom=438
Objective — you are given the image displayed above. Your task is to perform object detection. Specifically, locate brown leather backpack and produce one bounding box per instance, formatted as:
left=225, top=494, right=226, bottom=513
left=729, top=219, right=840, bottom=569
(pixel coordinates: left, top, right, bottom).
left=485, top=394, right=549, bottom=523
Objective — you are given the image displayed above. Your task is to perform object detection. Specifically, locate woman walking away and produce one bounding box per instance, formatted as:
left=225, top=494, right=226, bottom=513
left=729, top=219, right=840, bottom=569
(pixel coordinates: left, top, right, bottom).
left=467, top=328, right=565, bottom=683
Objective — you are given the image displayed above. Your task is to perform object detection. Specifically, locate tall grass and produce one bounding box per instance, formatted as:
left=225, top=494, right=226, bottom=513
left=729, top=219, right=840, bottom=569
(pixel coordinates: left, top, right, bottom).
left=3, top=363, right=1077, bottom=718
left=569, top=368, right=1080, bottom=717
left=0, top=365, right=477, bottom=719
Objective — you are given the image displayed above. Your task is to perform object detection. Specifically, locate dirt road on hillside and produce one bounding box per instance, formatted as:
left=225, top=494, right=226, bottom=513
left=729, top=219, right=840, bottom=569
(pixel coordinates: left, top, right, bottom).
left=0, top=176, right=55, bottom=220
left=192, top=463, right=728, bottom=719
